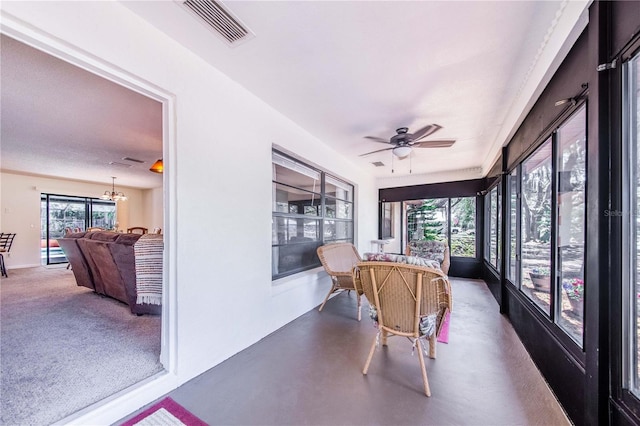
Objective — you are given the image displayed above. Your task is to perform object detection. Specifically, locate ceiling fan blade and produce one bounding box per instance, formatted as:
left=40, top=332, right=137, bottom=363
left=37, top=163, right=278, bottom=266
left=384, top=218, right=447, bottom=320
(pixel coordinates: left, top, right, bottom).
left=364, top=136, right=391, bottom=144
left=411, top=124, right=442, bottom=141
left=359, top=146, right=394, bottom=157
left=413, top=139, right=456, bottom=148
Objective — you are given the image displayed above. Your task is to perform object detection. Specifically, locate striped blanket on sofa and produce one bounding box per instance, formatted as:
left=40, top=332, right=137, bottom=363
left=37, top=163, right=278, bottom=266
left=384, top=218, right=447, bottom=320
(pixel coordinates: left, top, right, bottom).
left=134, top=234, right=163, bottom=305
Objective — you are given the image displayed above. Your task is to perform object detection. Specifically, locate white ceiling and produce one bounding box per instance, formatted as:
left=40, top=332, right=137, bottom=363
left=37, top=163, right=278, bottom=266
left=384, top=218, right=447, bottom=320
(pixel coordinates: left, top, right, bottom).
left=1, top=1, right=590, bottom=187
left=0, top=34, right=163, bottom=189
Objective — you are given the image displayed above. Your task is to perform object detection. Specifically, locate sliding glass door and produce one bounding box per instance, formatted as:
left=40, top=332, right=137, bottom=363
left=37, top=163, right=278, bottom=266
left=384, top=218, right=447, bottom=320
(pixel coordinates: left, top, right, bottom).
left=40, top=194, right=116, bottom=265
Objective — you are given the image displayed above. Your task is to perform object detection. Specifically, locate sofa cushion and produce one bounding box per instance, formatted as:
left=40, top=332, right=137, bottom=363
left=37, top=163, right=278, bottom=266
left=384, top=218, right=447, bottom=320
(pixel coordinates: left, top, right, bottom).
left=88, top=231, right=120, bottom=242
left=407, top=240, right=446, bottom=263
left=369, top=305, right=437, bottom=337
left=363, top=252, right=441, bottom=270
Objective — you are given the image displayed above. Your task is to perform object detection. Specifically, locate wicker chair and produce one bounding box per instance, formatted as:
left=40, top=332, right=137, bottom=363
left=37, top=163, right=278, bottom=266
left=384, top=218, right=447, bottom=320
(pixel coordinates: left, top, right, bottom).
left=354, top=261, right=452, bottom=396
left=316, top=242, right=363, bottom=320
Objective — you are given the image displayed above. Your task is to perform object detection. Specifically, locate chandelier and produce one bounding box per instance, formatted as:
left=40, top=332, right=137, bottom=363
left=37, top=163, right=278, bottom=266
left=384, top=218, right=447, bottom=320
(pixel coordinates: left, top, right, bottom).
left=101, top=177, right=127, bottom=201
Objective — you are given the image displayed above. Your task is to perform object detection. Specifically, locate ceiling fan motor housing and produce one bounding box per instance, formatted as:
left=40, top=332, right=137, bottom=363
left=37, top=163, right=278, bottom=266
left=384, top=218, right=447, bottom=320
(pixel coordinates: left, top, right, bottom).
left=359, top=123, right=454, bottom=158
left=391, top=128, right=411, bottom=145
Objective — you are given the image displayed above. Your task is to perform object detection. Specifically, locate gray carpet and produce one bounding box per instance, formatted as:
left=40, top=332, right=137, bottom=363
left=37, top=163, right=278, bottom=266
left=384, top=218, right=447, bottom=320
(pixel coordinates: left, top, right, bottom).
left=1, top=266, right=162, bottom=426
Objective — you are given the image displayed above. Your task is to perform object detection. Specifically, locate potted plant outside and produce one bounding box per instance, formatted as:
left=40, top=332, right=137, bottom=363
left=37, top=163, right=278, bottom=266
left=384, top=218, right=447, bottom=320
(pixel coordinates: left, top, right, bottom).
left=562, top=277, right=584, bottom=316
left=529, top=267, right=551, bottom=292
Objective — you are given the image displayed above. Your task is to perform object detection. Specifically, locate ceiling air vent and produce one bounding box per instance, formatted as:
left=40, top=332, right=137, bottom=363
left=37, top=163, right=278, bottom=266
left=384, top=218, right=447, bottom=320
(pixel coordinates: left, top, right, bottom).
left=122, top=156, right=145, bottom=164
left=109, top=161, right=132, bottom=168
left=371, top=161, right=385, bottom=167
left=182, top=0, right=253, bottom=46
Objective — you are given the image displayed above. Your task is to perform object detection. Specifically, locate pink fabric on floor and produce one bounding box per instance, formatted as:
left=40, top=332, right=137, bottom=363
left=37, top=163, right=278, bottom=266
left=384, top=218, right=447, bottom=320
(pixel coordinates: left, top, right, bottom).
left=437, top=310, right=451, bottom=344
left=121, top=397, right=208, bottom=426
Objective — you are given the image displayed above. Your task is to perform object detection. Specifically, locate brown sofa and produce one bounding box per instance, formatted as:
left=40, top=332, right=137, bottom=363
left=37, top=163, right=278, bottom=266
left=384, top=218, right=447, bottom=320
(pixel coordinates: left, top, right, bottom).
left=58, top=231, right=161, bottom=315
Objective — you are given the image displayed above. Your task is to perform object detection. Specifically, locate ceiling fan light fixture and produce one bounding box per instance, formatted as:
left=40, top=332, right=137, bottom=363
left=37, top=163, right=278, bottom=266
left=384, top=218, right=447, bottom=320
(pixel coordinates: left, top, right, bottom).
left=392, top=146, right=412, bottom=158
left=149, top=159, right=163, bottom=173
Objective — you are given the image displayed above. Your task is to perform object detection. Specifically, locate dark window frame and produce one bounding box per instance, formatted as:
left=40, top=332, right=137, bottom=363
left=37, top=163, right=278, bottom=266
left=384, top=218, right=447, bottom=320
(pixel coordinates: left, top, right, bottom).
left=272, top=150, right=354, bottom=280
left=503, top=103, right=588, bottom=355
left=40, top=193, right=116, bottom=265
left=618, top=38, right=640, bottom=420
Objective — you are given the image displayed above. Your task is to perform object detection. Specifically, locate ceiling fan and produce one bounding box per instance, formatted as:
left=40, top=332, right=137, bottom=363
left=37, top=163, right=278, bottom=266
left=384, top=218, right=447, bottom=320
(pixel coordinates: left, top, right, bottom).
left=360, top=124, right=455, bottom=158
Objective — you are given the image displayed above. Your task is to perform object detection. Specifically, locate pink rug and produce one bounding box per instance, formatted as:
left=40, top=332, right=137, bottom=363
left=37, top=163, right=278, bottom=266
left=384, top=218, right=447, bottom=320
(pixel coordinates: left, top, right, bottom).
left=121, top=397, right=208, bottom=426
left=437, top=310, right=451, bottom=344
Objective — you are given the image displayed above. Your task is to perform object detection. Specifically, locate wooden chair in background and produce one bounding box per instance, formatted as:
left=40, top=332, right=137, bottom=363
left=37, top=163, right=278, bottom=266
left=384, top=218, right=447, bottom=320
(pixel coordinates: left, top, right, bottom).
left=316, top=242, right=363, bottom=320
left=355, top=261, right=452, bottom=396
left=0, top=233, right=17, bottom=278
left=127, top=227, right=148, bottom=234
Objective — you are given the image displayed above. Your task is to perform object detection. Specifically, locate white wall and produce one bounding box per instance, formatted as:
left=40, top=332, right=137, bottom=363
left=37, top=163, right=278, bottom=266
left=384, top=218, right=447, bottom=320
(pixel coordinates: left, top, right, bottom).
left=0, top=2, right=378, bottom=423
left=142, top=186, right=163, bottom=233
left=0, top=172, right=144, bottom=268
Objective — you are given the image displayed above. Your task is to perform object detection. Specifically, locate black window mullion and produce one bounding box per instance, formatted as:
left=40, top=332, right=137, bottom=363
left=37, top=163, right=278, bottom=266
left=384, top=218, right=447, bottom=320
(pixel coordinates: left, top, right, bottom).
left=517, top=165, right=522, bottom=288
left=320, top=172, right=325, bottom=243
left=550, top=130, right=559, bottom=322
left=45, top=194, right=51, bottom=265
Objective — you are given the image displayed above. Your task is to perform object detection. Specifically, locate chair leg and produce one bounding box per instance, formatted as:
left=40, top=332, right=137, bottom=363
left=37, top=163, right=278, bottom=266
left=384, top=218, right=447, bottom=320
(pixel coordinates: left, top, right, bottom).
left=362, top=334, right=378, bottom=375
left=0, top=254, right=6, bottom=278
left=318, top=284, right=337, bottom=312
left=428, top=333, right=437, bottom=359
left=356, top=293, right=362, bottom=321
left=417, top=343, right=431, bottom=397
left=381, top=329, right=388, bottom=346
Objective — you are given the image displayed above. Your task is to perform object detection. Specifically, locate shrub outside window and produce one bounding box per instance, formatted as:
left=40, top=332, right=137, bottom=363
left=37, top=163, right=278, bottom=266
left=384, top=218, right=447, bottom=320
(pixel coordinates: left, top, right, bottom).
left=450, top=197, right=476, bottom=257
left=405, top=197, right=476, bottom=258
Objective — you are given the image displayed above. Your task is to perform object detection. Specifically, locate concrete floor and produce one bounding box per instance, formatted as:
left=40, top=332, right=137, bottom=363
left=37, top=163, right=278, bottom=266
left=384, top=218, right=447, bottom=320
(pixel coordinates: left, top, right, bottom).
left=118, top=278, right=571, bottom=425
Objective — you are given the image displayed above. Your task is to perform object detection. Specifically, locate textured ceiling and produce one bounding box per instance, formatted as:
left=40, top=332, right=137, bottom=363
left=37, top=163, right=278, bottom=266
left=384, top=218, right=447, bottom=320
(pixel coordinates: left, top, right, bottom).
left=0, top=1, right=590, bottom=187
left=123, top=0, right=589, bottom=180
left=0, top=34, right=163, bottom=189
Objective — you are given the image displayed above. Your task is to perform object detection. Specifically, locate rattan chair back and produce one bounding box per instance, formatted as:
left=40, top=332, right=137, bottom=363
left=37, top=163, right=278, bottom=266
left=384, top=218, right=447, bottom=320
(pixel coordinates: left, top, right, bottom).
left=357, top=261, right=450, bottom=336
left=316, top=243, right=363, bottom=320
left=355, top=261, right=452, bottom=396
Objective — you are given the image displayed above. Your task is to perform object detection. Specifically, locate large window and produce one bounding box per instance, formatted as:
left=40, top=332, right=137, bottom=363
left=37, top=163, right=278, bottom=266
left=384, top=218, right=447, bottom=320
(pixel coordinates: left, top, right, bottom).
left=507, top=169, right=519, bottom=284
left=406, top=198, right=448, bottom=242
left=405, top=197, right=476, bottom=258
left=450, top=197, right=476, bottom=257
left=40, top=194, right=116, bottom=264
left=484, top=185, right=501, bottom=270
left=521, top=139, right=553, bottom=314
left=556, top=107, right=587, bottom=343
left=624, top=50, right=640, bottom=397
left=272, top=151, right=354, bottom=279
left=506, top=105, right=586, bottom=345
